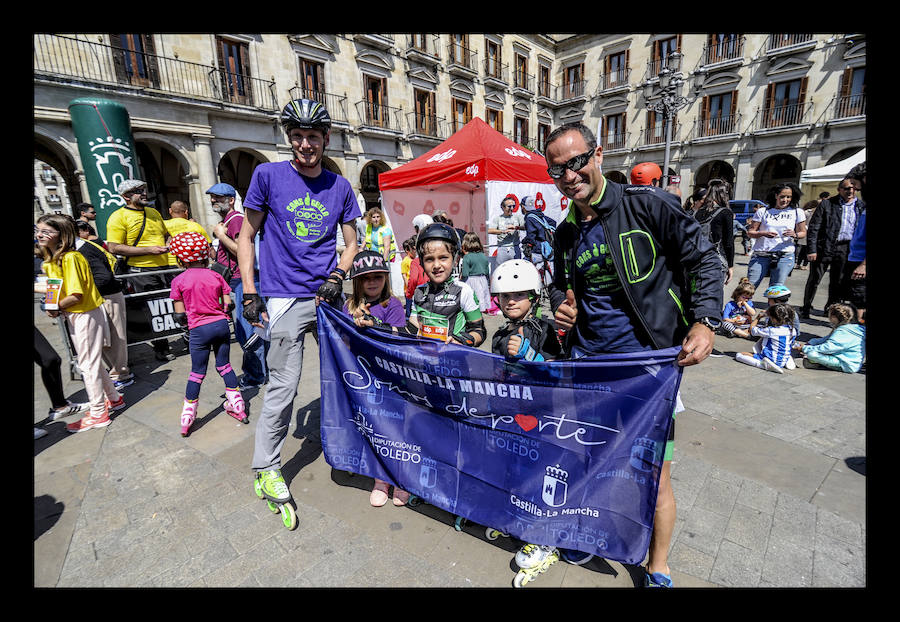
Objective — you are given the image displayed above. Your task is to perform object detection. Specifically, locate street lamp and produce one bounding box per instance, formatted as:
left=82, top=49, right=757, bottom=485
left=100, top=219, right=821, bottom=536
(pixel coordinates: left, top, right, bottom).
left=642, top=52, right=704, bottom=187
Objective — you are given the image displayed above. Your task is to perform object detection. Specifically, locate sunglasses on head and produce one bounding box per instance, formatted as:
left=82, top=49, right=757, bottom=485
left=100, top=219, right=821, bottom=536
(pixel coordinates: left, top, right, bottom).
left=547, top=148, right=596, bottom=179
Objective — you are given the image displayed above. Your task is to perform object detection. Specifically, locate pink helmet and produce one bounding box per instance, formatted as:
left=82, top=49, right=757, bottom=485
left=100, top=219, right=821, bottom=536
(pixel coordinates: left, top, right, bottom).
left=169, top=231, right=210, bottom=263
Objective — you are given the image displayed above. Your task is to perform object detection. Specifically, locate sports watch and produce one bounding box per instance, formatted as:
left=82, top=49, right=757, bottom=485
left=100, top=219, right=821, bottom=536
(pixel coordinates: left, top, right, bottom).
left=697, top=316, right=722, bottom=331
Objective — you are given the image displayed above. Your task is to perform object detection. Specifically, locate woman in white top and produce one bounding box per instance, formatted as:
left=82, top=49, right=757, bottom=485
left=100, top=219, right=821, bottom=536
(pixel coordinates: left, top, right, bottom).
left=746, top=183, right=807, bottom=290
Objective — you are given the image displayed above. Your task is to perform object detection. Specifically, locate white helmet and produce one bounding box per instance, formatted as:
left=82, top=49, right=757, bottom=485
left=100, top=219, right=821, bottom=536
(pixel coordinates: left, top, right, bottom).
left=491, top=259, right=542, bottom=295
left=412, top=213, right=434, bottom=232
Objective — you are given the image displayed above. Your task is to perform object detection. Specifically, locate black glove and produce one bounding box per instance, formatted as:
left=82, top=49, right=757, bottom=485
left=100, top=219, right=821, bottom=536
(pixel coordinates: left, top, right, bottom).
left=316, top=274, right=343, bottom=303
left=452, top=332, right=476, bottom=347
left=225, top=301, right=235, bottom=314
left=242, top=293, right=267, bottom=323
left=173, top=311, right=188, bottom=327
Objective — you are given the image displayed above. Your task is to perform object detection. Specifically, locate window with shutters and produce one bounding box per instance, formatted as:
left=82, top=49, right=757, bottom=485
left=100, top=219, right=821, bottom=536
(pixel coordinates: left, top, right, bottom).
left=514, top=116, right=528, bottom=146
left=538, top=65, right=551, bottom=98
left=601, top=113, right=626, bottom=150
left=763, top=77, right=807, bottom=127
left=298, top=58, right=326, bottom=102
left=537, top=123, right=551, bottom=154
left=563, top=62, right=584, bottom=99
left=646, top=109, right=677, bottom=145
left=486, top=107, right=503, bottom=133
left=485, top=39, right=501, bottom=80
left=110, top=34, right=160, bottom=88
left=836, top=66, right=865, bottom=118
left=701, top=91, right=738, bottom=136
left=706, top=34, right=742, bottom=64
left=604, top=50, right=628, bottom=89
left=515, top=54, right=528, bottom=90
left=363, top=74, right=388, bottom=127
left=651, top=35, right=681, bottom=76
left=216, top=37, right=252, bottom=105
left=414, top=88, right=437, bottom=135
left=451, top=98, right=472, bottom=132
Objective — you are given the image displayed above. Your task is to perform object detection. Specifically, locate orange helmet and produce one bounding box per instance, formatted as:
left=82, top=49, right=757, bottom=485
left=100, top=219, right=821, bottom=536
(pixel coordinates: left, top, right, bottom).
left=630, top=162, right=663, bottom=186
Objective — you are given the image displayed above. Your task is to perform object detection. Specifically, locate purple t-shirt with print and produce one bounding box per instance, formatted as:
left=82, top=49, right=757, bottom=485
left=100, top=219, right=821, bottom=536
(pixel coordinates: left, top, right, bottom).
left=343, top=296, right=406, bottom=328
left=243, top=161, right=360, bottom=298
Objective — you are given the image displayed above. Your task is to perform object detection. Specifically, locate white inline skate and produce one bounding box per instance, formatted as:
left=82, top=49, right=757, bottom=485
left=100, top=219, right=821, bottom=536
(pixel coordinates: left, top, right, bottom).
left=513, top=543, right=559, bottom=588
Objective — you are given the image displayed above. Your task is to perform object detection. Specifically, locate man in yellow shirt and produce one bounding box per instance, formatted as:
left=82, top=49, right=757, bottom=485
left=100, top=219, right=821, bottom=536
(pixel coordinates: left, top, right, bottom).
left=105, top=179, right=176, bottom=361
left=164, top=201, right=211, bottom=268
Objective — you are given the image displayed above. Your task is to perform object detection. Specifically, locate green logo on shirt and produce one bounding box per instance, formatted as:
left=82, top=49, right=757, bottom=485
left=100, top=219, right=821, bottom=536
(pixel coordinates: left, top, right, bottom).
left=284, top=193, right=330, bottom=243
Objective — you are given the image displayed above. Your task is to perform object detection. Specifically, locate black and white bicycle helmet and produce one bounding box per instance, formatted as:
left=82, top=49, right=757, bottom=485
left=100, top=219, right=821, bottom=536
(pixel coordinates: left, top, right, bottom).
left=416, top=222, right=459, bottom=257
left=280, top=98, right=331, bottom=134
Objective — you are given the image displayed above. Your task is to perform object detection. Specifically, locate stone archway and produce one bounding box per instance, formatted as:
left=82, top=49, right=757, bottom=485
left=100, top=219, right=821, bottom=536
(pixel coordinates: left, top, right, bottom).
left=360, top=160, right=390, bottom=211
left=693, top=160, right=736, bottom=196
left=321, top=156, right=342, bottom=176
left=826, top=146, right=864, bottom=166
left=218, top=148, right=268, bottom=201
left=752, top=153, right=802, bottom=201
left=34, top=132, right=82, bottom=218
left=604, top=170, right=628, bottom=184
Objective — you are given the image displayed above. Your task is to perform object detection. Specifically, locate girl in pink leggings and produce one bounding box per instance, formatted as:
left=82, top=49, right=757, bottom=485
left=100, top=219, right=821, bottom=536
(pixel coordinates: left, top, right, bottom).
left=168, top=232, right=247, bottom=436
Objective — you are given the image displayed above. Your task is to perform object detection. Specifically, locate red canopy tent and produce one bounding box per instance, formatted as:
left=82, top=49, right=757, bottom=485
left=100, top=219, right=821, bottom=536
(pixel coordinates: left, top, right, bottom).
left=378, top=117, right=567, bottom=251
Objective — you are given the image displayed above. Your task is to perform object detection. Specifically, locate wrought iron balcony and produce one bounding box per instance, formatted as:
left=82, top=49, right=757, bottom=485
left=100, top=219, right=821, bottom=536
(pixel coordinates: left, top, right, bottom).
left=287, top=86, right=350, bottom=125
left=598, top=68, right=630, bottom=92
left=600, top=131, right=628, bottom=151
left=646, top=53, right=682, bottom=80
left=641, top=122, right=681, bottom=146
left=447, top=43, right=478, bottom=74
left=513, top=71, right=534, bottom=94
left=405, top=112, right=450, bottom=140
left=755, top=101, right=813, bottom=130
left=767, top=34, right=814, bottom=52
left=355, top=100, right=403, bottom=133
left=405, top=35, right=441, bottom=62
left=833, top=93, right=866, bottom=119
left=692, top=113, right=741, bottom=139
left=33, top=34, right=278, bottom=111
left=702, top=36, right=745, bottom=65
left=559, top=79, right=587, bottom=102
left=483, top=58, right=509, bottom=84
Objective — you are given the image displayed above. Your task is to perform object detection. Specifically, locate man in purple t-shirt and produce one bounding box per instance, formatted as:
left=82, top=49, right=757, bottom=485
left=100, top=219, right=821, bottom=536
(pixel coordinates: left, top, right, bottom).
left=206, top=182, right=266, bottom=389
left=236, top=99, right=360, bottom=513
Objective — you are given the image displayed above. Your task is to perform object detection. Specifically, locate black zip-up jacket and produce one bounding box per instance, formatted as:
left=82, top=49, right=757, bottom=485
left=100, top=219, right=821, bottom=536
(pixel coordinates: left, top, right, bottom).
left=550, top=181, right=723, bottom=350
left=805, top=196, right=865, bottom=259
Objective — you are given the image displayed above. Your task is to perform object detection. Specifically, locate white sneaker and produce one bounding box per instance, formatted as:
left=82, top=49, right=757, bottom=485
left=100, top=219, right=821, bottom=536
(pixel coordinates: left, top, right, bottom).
left=34, top=427, right=48, bottom=440
left=784, top=356, right=797, bottom=370
left=48, top=401, right=90, bottom=421
left=762, top=357, right=784, bottom=374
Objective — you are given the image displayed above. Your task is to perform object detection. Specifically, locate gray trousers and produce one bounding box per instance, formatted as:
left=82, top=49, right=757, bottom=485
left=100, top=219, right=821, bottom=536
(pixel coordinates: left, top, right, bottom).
left=251, top=298, right=317, bottom=472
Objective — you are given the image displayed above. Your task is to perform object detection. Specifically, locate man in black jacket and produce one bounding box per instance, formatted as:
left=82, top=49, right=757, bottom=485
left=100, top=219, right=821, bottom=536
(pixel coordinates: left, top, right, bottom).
left=799, top=177, right=865, bottom=318
left=545, top=121, right=723, bottom=587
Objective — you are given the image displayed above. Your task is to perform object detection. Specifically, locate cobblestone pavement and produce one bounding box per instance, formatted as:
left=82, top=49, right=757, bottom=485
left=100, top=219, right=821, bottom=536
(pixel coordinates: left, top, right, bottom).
left=34, top=254, right=865, bottom=588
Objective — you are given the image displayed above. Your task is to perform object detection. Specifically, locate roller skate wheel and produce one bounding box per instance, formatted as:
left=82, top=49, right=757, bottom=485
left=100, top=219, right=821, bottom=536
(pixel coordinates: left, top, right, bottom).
left=280, top=503, right=298, bottom=530
left=254, top=478, right=264, bottom=499
left=485, top=527, right=507, bottom=540
left=407, top=495, right=422, bottom=507
left=266, top=499, right=279, bottom=513
left=454, top=516, right=466, bottom=531
left=513, top=571, right=530, bottom=588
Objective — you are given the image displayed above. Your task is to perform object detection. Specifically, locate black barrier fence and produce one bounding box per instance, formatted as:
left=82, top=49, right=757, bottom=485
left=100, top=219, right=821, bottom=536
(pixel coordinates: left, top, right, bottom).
left=56, top=267, right=191, bottom=380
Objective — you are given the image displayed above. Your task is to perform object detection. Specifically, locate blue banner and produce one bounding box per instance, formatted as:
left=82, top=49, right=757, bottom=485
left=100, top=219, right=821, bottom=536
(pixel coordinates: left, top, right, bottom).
left=317, top=303, right=683, bottom=565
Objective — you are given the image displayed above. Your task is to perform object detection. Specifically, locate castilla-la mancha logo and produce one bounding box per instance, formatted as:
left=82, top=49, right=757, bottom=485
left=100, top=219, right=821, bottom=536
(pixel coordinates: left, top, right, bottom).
left=542, top=464, right=568, bottom=507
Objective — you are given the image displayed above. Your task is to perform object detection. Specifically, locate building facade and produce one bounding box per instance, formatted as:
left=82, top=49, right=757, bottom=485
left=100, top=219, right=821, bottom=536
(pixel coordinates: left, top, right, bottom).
left=34, top=33, right=865, bottom=233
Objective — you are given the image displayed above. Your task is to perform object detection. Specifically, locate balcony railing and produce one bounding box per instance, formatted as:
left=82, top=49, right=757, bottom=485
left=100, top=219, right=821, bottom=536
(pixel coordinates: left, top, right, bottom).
left=405, top=112, right=449, bottom=139
left=598, top=68, right=630, bottom=92
left=483, top=58, right=508, bottom=83
left=767, top=34, right=813, bottom=52
left=702, top=36, right=745, bottom=65
left=757, top=102, right=812, bottom=130
left=406, top=35, right=441, bottom=61
left=693, top=113, right=741, bottom=139
left=559, top=79, right=587, bottom=102
left=647, top=53, right=682, bottom=79
left=513, top=72, right=534, bottom=93
left=600, top=132, right=628, bottom=151
left=537, top=80, right=557, bottom=101
left=833, top=93, right=866, bottom=119
left=287, top=86, right=350, bottom=125
left=641, top=122, right=681, bottom=146
left=447, top=43, right=478, bottom=72
left=355, top=100, right=404, bottom=132
left=33, top=34, right=278, bottom=111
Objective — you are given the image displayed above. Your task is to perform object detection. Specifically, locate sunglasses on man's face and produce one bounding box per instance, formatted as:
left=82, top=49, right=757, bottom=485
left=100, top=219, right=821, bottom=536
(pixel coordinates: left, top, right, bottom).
left=546, top=148, right=596, bottom=180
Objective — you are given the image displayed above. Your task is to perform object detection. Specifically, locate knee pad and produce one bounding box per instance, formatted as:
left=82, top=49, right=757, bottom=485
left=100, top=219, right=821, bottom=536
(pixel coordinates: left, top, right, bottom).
left=188, top=371, right=205, bottom=384
left=216, top=363, right=234, bottom=377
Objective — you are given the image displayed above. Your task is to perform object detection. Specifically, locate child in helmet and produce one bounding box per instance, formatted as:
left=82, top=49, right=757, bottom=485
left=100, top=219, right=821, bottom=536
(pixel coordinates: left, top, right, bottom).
left=734, top=303, right=798, bottom=374
left=168, top=231, right=247, bottom=436
left=490, top=259, right=563, bottom=362
left=757, top=284, right=801, bottom=336
left=407, top=223, right=486, bottom=347
left=490, top=259, right=564, bottom=575
left=343, top=249, right=412, bottom=507
left=795, top=302, right=866, bottom=373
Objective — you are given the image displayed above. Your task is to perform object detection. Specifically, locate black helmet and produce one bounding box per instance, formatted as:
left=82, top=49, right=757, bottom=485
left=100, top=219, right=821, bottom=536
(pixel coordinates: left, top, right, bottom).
left=416, top=222, right=459, bottom=257
left=280, top=98, right=331, bottom=134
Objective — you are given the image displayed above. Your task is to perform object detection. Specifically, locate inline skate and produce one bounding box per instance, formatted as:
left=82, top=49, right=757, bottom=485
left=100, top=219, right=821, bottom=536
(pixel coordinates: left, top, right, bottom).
left=254, top=469, right=297, bottom=530
left=180, top=399, right=197, bottom=437
left=223, top=388, right=249, bottom=423
left=513, top=543, right=559, bottom=588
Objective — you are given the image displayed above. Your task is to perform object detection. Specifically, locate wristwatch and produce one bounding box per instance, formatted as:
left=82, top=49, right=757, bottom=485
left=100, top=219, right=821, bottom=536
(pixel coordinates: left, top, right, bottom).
left=697, top=316, right=722, bottom=331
